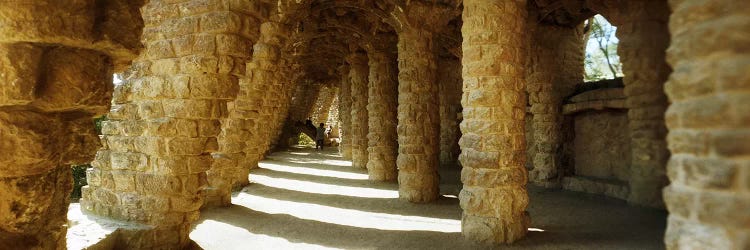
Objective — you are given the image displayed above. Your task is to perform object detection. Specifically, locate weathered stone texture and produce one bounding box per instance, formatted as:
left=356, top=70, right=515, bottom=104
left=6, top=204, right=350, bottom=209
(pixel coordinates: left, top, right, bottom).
left=326, top=94, right=341, bottom=138
left=312, top=86, right=338, bottom=126
left=663, top=0, right=750, bottom=249
left=438, top=57, right=463, bottom=170
left=459, top=0, right=531, bottom=244
left=366, top=51, right=399, bottom=181
left=348, top=53, right=370, bottom=169
left=613, top=0, right=672, bottom=208
left=82, top=1, right=261, bottom=247
left=206, top=7, right=270, bottom=209
left=396, top=27, right=441, bottom=203
left=0, top=1, right=145, bottom=248
left=573, top=111, right=631, bottom=182
left=525, top=22, right=585, bottom=188
left=338, top=65, right=354, bottom=159
left=223, top=21, right=289, bottom=195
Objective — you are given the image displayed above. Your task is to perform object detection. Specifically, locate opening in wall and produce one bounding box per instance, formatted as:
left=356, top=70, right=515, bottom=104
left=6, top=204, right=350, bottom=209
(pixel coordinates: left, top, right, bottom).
left=584, top=15, right=623, bottom=82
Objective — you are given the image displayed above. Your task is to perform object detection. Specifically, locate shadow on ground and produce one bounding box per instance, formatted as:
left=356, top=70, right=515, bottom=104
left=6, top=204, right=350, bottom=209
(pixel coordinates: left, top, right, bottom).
left=191, top=147, right=667, bottom=250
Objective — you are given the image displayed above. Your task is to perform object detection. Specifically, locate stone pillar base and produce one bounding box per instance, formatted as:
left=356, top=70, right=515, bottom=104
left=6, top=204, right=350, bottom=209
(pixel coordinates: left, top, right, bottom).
left=461, top=213, right=530, bottom=244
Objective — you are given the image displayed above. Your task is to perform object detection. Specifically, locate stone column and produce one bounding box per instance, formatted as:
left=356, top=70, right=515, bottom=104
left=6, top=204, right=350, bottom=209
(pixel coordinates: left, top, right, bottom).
left=366, top=50, right=399, bottom=181
left=438, top=56, right=463, bottom=170
left=263, top=57, right=296, bottom=151
left=312, top=86, right=337, bottom=124
left=526, top=23, right=585, bottom=188
left=663, top=0, right=750, bottom=249
left=348, top=53, right=370, bottom=169
left=294, top=84, right=323, bottom=122
left=82, top=2, right=258, bottom=247
left=327, top=93, right=341, bottom=138
left=614, top=0, right=672, bottom=207
left=238, top=21, right=290, bottom=178
left=396, top=27, right=441, bottom=203
left=206, top=7, right=268, bottom=208
left=338, top=65, right=354, bottom=158
left=0, top=2, right=144, bottom=248
left=459, top=0, right=530, bottom=244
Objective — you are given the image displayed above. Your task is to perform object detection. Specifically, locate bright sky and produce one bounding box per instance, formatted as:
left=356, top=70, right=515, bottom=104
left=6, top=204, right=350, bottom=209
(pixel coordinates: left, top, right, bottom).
left=585, top=15, right=619, bottom=54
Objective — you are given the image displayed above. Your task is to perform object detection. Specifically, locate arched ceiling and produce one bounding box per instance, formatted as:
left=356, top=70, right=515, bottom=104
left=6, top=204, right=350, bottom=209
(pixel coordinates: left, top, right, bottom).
left=276, top=0, right=462, bottom=85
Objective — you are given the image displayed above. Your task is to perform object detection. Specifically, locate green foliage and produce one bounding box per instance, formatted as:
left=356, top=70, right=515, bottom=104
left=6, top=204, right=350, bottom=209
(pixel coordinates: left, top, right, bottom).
left=70, top=165, right=89, bottom=200
left=69, top=116, right=106, bottom=200
left=584, top=15, right=624, bottom=82
left=94, top=115, right=107, bottom=135
left=298, top=133, right=316, bottom=147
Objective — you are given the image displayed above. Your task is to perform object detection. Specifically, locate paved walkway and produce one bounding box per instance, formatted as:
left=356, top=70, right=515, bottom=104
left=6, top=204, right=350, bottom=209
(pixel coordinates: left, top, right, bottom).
left=190, top=147, right=667, bottom=249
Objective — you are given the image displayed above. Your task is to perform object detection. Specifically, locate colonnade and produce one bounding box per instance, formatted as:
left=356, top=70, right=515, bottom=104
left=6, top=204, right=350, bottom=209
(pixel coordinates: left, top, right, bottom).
left=0, top=0, right=747, bottom=249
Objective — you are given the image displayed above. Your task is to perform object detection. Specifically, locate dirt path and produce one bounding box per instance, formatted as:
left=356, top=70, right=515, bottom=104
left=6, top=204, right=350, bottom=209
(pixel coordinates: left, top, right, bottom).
left=190, top=147, right=666, bottom=250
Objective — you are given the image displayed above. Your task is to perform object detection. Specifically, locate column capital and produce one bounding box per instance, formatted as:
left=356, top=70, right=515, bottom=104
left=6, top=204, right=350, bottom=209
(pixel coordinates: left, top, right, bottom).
left=390, top=1, right=461, bottom=34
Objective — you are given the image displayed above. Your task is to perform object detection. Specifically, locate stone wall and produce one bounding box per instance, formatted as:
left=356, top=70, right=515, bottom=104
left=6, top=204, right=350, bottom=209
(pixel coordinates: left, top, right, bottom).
left=240, top=21, right=292, bottom=173
left=209, top=19, right=291, bottom=208
left=572, top=111, right=631, bottom=182
left=663, top=0, right=750, bottom=249
left=311, top=86, right=337, bottom=126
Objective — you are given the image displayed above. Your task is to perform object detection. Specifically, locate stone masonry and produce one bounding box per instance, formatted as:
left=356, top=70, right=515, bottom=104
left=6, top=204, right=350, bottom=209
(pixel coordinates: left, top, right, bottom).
left=348, top=53, right=370, bottom=169
left=82, top=1, right=261, bottom=248
left=394, top=2, right=455, bottom=203
left=205, top=2, right=268, bottom=208
left=0, top=1, right=145, bottom=249
left=338, top=65, right=353, bottom=159
left=2, top=0, right=749, bottom=249
left=459, top=0, right=531, bottom=244
left=663, top=0, right=750, bottom=249
left=613, top=0, right=672, bottom=208
left=438, top=57, right=464, bottom=170
left=366, top=50, right=399, bottom=181
left=525, top=22, right=584, bottom=188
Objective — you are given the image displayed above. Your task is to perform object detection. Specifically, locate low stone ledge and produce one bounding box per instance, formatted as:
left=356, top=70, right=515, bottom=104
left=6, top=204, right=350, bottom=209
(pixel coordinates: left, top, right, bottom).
left=563, top=99, right=627, bottom=115
left=569, top=88, right=625, bottom=103
left=66, top=203, right=152, bottom=250
left=561, top=176, right=630, bottom=201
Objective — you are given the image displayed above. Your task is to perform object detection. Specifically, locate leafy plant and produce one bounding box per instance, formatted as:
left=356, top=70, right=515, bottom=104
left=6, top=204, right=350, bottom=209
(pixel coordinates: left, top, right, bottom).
left=584, top=15, right=623, bottom=82
left=70, top=165, right=89, bottom=200
left=298, top=133, right=316, bottom=147
left=70, top=115, right=107, bottom=200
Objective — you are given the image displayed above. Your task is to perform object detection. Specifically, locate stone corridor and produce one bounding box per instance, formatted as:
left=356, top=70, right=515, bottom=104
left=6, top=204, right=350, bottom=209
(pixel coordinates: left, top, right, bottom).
left=1, top=0, right=748, bottom=249
left=187, top=147, right=666, bottom=250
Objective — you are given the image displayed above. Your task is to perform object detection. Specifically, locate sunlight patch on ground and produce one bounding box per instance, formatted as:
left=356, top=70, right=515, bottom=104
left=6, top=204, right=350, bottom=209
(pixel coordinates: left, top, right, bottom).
left=287, top=159, right=353, bottom=167
left=289, top=152, right=311, bottom=156
left=250, top=174, right=398, bottom=198
left=259, top=162, right=369, bottom=180
left=191, top=220, right=339, bottom=250
left=234, top=193, right=461, bottom=233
